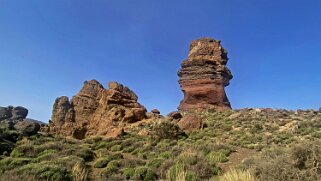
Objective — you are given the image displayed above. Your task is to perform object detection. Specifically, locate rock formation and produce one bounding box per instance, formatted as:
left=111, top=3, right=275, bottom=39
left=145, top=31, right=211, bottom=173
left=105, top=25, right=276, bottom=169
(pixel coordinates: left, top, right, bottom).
left=178, top=38, right=233, bottom=111
left=177, top=114, right=203, bottom=133
left=0, top=106, right=41, bottom=137
left=48, top=80, right=147, bottom=139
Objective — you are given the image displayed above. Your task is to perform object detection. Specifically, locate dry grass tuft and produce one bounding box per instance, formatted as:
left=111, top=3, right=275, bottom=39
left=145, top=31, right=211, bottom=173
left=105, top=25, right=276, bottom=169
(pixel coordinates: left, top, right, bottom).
left=72, top=161, right=88, bottom=181
left=216, top=169, right=256, bottom=181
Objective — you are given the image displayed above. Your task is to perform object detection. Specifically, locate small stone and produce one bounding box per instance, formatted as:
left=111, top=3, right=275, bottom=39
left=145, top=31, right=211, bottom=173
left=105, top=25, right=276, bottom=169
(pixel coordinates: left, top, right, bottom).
left=151, top=109, right=160, bottom=114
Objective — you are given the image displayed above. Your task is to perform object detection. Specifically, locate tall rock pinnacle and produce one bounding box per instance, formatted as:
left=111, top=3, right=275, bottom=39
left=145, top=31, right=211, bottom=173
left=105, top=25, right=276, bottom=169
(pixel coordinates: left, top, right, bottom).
left=178, top=38, right=233, bottom=111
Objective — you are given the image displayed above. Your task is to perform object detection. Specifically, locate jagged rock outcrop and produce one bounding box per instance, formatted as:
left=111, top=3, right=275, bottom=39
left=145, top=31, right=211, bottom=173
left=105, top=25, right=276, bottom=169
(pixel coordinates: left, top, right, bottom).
left=0, top=106, right=41, bottom=135
left=0, top=106, right=41, bottom=154
left=178, top=38, right=233, bottom=111
left=0, top=106, right=28, bottom=121
left=48, top=80, right=147, bottom=139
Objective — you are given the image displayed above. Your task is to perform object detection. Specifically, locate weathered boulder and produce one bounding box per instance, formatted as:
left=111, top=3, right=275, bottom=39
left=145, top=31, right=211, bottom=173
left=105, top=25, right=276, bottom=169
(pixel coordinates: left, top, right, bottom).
left=48, top=80, right=147, bottom=138
left=178, top=38, right=232, bottom=111
left=0, top=106, right=42, bottom=135
left=177, top=114, right=203, bottom=133
left=11, top=106, right=28, bottom=119
left=151, top=109, right=160, bottom=114
left=14, top=120, right=40, bottom=136
left=167, top=111, right=183, bottom=120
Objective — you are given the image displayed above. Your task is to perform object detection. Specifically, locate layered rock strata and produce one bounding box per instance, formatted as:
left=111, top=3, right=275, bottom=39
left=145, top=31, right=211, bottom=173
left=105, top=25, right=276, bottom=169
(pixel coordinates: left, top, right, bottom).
left=178, top=38, right=233, bottom=111
left=48, top=80, right=147, bottom=139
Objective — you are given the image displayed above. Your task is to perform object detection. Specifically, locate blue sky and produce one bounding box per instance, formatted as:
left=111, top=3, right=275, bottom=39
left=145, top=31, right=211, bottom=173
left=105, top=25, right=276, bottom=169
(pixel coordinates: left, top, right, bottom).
left=1, top=0, right=321, bottom=122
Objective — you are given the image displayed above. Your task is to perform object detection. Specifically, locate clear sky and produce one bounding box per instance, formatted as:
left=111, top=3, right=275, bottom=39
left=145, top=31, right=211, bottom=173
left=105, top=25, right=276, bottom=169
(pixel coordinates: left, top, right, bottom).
left=1, top=0, right=321, bottom=122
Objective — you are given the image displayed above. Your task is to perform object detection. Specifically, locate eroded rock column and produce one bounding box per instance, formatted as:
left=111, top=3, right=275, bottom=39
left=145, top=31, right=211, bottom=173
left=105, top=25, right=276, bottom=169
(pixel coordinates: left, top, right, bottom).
left=178, top=38, right=233, bottom=111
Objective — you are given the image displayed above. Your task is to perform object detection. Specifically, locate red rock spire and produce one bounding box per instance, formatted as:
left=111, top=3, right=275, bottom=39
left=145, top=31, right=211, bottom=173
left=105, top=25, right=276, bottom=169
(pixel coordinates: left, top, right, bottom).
left=178, top=38, right=233, bottom=111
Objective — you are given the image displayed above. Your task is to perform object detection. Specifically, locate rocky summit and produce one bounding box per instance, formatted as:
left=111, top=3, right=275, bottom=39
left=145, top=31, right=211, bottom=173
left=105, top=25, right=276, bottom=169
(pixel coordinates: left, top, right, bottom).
left=178, top=38, right=233, bottom=111
left=48, top=80, right=147, bottom=139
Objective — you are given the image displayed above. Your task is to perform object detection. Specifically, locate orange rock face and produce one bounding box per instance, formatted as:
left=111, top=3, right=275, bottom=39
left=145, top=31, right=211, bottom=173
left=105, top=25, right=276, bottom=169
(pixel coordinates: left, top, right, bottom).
left=48, top=80, right=146, bottom=139
left=178, top=38, right=233, bottom=111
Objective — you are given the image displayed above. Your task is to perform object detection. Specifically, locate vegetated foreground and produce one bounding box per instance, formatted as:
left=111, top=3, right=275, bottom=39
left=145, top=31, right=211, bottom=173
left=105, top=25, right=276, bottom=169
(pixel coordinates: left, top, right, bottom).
left=1, top=108, right=321, bottom=181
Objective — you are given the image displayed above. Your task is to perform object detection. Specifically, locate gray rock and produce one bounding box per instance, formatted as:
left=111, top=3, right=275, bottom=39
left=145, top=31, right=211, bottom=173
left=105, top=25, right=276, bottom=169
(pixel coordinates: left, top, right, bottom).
left=12, top=106, right=28, bottom=120
left=0, top=107, right=12, bottom=121
left=14, top=120, right=40, bottom=136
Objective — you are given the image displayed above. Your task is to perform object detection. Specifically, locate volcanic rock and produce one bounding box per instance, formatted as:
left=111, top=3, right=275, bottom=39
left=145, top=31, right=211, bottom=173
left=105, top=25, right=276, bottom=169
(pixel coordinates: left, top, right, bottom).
left=14, top=120, right=40, bottom=136
left=178, top=38, right=233, bottom=111
left=167, top=111, right=183, bottom=120
left=12, top=106, right=28, bottom=120
left=48, top=80, right=147, bottom=138
left=177, top=114, right=203, bottom=133
left=0, top=105, right=41, bottom=136
left=151, top=109, right=160, bottom=114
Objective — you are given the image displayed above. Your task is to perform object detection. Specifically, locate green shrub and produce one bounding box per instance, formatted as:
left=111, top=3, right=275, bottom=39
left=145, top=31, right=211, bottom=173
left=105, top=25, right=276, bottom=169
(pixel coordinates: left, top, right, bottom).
left=147, top=158, right=165, bottom=168
left=93, top=157, right=110, bottom=168
left=241, top=140, right=321, bottom=181
left=54, top=156, right=84, bottom=171
left=0, top=157, right=30, bottom=173
left=159, top=151, right=172, bottom=159
left=207, top=151, right=228, bottom=163
left=133, top=166, right=156, bottom=181
left=100, top=160, right=121, bottom=176
left=166, top=163, right=196, bottom=181
left=63, top=147, right=95, bottom=161
left=110, top=144, right=122, bottom=152
left=10, top=145, right=35, bottom=158
left=17, top=163, right=72, bottom=181
left=122, top=167, right=135, bottom=179
left=151, top=120, right=183, bottom=139
left=178, top=150, right=198, bottom=165
left=33, top=149, right=56, bottom=162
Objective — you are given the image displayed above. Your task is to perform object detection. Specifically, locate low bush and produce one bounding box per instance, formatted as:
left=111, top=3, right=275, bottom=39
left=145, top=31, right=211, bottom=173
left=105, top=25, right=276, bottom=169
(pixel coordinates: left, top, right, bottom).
left=0, top=157, right=30, bottom=173
left=17, top=163, right=72, bottom=181
left=150, top=120, right=184, bottom=139
left=133, top=166, right=156, bottom=181
left=241, top=140, right=321, bottom=181
left=93, top=157, right=111, bottom=168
